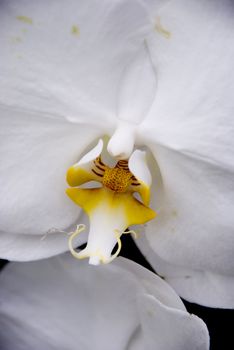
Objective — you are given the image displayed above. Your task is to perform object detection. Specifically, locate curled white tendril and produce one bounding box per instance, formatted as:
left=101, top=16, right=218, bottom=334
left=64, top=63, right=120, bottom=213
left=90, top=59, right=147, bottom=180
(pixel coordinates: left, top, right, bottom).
left=41, top=225, right=139, bottom=264
left=68, top=226, right=139, bottom=264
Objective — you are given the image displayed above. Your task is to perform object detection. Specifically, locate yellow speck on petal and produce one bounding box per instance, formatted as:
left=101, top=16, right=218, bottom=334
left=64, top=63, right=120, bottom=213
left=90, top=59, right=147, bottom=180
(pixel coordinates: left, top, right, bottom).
left=71, top=25, right=80, bottom=37
left=147, top=310, right=154, bottom=317
left=16, top=15, right=33, bottom=25
left=155, top=16, right=171, bottom=39
left=10, top=36, right=22, bottom=43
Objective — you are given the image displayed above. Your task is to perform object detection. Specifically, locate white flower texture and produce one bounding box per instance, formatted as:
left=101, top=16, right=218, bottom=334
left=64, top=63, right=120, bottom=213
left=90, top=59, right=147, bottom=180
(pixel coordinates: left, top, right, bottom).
left=0, top=0, right=234, bottom=313
left=0, top=253, right=209, bottom=350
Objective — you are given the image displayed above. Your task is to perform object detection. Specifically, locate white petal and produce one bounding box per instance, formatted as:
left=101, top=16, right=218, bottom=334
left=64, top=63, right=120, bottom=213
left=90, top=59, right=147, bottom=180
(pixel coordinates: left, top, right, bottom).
left=129, top=150, right=152, bottom=186
left=116, top=257, right=185, bottom=311
left=166, top=270, right=234, bottom=310
left=0, top=105, right=102, bottom=236
left=141, top=146, right=234, bottom=307
left=145, top=147, right=234, bottom=276
left=137, top=294, right=209, bottom=350
left=137, top=235, right=234, bottom=308
left=117, top=44, right=157, bottom=124
left=0, top=254, right=209, bottom=349
left=0, top=0, right=150, bottom=122
left=141, top=0, right=234, bottom=167
left=137, top=0, right=234, bottom=307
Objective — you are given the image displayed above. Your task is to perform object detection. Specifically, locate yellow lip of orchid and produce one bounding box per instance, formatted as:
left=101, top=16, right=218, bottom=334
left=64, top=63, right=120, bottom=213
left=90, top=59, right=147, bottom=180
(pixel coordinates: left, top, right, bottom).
left=66, top=139, right=156, bottom=265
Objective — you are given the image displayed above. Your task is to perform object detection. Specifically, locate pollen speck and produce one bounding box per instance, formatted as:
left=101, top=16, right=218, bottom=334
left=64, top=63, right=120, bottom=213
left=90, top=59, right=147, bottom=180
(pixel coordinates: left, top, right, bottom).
left=103, top=167, right=132, bottom=193
left=147, top=310, right=154, bottom=317
left=155, top=16, right=171, bottom=39
left=16, top=15, right=33, bottom=25
left=71, top=25, right=80, bottom=37
left=10, top=36, right=22, bottom=44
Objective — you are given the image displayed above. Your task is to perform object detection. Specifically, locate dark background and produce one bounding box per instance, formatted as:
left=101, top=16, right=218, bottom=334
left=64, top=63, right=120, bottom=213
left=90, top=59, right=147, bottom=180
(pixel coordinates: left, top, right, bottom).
left=0, top=235, right=233, bottom=350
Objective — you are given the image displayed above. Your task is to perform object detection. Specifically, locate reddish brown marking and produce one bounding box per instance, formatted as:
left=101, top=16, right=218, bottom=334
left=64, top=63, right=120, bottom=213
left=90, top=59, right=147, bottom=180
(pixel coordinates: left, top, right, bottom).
left=97, top=157, right=105, bottom=166
left=94, top=160, right=105, bottom=169
left=116, top=165, right=129, bottom=170
left=92, top=169, right=104, bottom=177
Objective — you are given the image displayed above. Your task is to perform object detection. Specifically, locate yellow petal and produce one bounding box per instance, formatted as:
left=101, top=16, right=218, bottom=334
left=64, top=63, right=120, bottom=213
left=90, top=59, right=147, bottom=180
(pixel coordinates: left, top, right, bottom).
left=129, top=181, right=151, bottom=207
left=66, top=165, right=98, bottom=187
left=118, top=191, right=156, bottom=226
left=66, top=187, right=156, bottom=224
left=66, top=187, right=106, bottom=215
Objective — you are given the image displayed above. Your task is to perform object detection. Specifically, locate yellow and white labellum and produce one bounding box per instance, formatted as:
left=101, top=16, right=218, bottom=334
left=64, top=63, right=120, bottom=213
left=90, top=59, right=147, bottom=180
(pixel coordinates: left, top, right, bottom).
left=66, top=140, right=156, bottom=265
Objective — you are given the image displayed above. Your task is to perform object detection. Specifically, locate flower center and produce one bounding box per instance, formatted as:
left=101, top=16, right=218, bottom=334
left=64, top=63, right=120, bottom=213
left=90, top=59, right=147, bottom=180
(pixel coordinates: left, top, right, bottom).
left=102, top=161, right=133, bottom=193
left=66, top=139, right=156, bottom=265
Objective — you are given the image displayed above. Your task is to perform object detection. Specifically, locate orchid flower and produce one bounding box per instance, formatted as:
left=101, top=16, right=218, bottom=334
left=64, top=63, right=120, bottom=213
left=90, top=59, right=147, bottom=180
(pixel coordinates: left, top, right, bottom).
left=0, top=0, right=234, bottom=311
left=0, top=253, right=209, bottom=350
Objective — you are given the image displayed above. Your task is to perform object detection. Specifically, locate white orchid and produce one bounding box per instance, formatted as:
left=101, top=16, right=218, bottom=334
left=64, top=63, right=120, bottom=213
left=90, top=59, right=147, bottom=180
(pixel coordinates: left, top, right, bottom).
left=0, top=253, right=209, bottom=350
left=0, top=0, right=234, bottom=320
